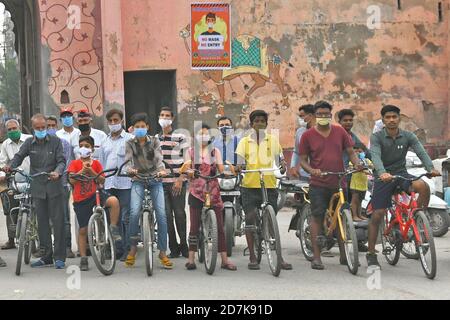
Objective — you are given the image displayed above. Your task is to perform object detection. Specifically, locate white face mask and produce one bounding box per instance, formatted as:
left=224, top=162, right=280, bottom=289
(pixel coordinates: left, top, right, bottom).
left=297, top=117, right=307, bottom=128
left=208, top=23, right=214, bottom=29
left=79, top=147, right=93, bottom=159
left=159, top=119, right=172, bottom=129
left=197, top=135, right=211, bottom=143
left=108, top=123, right=122, bottom=133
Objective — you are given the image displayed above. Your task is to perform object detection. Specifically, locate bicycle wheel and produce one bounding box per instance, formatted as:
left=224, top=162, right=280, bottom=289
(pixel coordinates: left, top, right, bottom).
left=340, top=209, right=359, bottom=275
left=380, top=215, right=400, bottom=266
left=400, top=223, right=419, bottom=260
left=299, top=203, right=313, bottom=261
left=414, top=210, right=437, bottom=279
left=203, top=210, right=218, bottom=275
left=262, top=205, right=282, bottom=277
left=142, top=210, right=154, bottom=277
left=198, top=231, right=205, bottom=264
left=88, top=210, right=116, bottom=276
left=16, top=211, right=28, bottom=276
left=224, top=208, right=234, bottom=257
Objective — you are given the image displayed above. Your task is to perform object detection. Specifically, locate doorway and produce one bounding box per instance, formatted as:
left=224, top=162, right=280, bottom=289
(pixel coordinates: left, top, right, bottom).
left=124, top=70, right=177, bottom=135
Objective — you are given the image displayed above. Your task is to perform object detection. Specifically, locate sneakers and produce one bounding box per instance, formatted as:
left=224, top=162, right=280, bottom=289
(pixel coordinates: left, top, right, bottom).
left=80, top=257, right=89, bottom=271
left=31, top=258, right=53, bottom=268
left=66, top=248, right=75, bottom=259
left=160, top=256, right=173, bottom=269
left=55, top=260, right=65, bottom=269
left=110, top=225, right=122, bottom=242
left=1, top=240, right=16, bottom=250
left=366, top=253, right=381, bottom=271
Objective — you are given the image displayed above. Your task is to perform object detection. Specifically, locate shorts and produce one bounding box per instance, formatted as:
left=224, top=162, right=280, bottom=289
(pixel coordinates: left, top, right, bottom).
left=241, top=187, right=278, bottom=215
left=309, top=185, right=339, bottom=219
left=371, top=173, right=414, bottom=210
left=73, top=190, right=109, bottom=228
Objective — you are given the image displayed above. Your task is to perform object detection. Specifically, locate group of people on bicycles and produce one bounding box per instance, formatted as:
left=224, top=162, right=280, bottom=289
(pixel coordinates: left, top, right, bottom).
left=0, top=99, right=440, bottom=274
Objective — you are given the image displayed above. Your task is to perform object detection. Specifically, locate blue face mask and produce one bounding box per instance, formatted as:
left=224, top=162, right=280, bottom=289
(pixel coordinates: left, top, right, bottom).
left=47, top=128, right=57, bottom=136
left=34, top=130, right=47, bottom=140
left=134, top=128, right=147, bottom=138
left=62, top=116, right=74, bottom=127
left=358, top=152, right=366, bottom=160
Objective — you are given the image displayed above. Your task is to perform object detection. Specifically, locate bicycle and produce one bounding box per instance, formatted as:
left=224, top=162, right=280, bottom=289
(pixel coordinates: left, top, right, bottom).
left=69, top=168, right=118, bottom=276
left=0, top=168, right=48, bottom=276
left=118, top=160, right=174, bottom=276
left=240, top=167, right=283, bottom=277
left=379, top=173, right=437, bottom=279
left=180, top=161, right=223, bottom=275
left=299, top=169, right=363, bottom=275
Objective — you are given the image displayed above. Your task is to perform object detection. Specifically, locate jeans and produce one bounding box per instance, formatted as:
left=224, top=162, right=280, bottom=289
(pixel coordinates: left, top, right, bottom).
left=129, top=180, right=167, bottom=251
left=106, top=188, right=131, bottom=256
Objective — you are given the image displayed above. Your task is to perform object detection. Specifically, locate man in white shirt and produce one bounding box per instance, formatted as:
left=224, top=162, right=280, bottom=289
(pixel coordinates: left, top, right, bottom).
left=0, top=119, right=32, bottom=250
left=71, top=108, right=107, bottom=160
left=56, top=106, right=80, bottom=144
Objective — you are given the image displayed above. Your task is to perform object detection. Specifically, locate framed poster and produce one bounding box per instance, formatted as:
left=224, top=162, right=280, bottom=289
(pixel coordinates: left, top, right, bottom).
left=191, top=3, right=231, bottom=70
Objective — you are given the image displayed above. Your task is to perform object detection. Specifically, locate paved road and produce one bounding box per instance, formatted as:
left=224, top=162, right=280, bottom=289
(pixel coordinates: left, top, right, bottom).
left=0, top=206, right=449, bottom=300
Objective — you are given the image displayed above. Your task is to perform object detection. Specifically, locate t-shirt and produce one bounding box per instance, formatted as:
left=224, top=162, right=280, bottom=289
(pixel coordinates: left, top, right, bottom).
left=299, top=125, right=353, bottom=188
left=68, top=159, right=104, bottom=202
left=350, top=159, right=373, bottom=192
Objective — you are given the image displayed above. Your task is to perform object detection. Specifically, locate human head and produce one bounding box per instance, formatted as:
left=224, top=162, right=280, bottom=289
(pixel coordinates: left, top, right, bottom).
left=46, top=115, right=59, bottom=136
left=314, top=101, right=333, bottom=127
left=298, top=104, right=315, bottom=126
left=130, top=113, right=149, bottom=138
left=5, top=119, right=21, bottom=141
left=159, top=106, right=174, bottom=120
left=77, top=109, right=92, bottom=132
left=31, top=114, right=47, bottom=139
left=217, top=116, right=233, bottom=128
left=79, top=135, right=95, bottom=160
left=106, top=108, right=124, bottom=133
left=381, top=104, right=401, bottom=130
left=196, top=124, right=212, bottom=146
left=60, top=106, right=74, bottom=127
left=249, top=109, right=268, bottom=131
left=206, top=12, right=216, bottom=27
left=337, top=108, right=355, bottom=132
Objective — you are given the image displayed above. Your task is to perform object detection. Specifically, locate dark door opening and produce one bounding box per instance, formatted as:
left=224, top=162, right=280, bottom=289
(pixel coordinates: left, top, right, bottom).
left=124, top=70, right=177, bottom=135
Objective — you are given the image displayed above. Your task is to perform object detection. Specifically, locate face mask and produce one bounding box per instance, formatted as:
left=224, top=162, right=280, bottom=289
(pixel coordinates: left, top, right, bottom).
left=316, top=117, right=331, bottom=126
left=34, top=130, right=47, bottom=140
left=358, top=152, right=366, bottom=160
left=47, top=128, right=57, bottom=136
left=7, top=130, right=21, bottom=141
left=219, top=126, right=233, bottom=135
left=158, top=119, right=172, bottom=128
left=78, top=123, right=90, bottom=132
left=197, top=135, right=211, bottom=144
left=208, top=23, right=214, bottom=29
left=79, top=147, right=92, bottom=159
left=134, top=128, right=147, bottom=138
left=62, top=116, right=73, bottom=127
left=108, top=123, right=122, bottom=133
left=297, top=117, right=307, bottom=128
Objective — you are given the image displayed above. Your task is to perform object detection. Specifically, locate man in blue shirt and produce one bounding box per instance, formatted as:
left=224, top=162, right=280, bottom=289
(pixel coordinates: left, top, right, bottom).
left=213, top=116, right=241, bottom=166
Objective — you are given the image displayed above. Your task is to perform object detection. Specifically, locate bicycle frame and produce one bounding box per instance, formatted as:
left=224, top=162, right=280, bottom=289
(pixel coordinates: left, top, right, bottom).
left=325, top=176, right=348, bottom=241
left=92, top=188, right=110, bottom=245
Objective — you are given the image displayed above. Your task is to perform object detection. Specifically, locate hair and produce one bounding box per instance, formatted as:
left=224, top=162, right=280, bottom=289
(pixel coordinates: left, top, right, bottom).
left=159, top=106, right=174, bottom=117
left=313, top=101, right=333, bottom=113
left=206, top=12, right=216, bottom=20
left=249, top=110, right=268, bottom=124
left=381, top=105, right=401, bottom=117
left=46, top=115, right=58, bottom=124
left=106, top=108, right=124, bottom=120
left=130, top=113, right=149, bottom=126
left=337, top=109, right=355, bottom=121
left=79, top=135, right=95, bottom=148
left=31, top=114, right=47, bottom=124
left=298, top=104, right=314, bottom=115
left=217, top=116, right=233, bottom=126
left=5, top=118, right=20, bottom=128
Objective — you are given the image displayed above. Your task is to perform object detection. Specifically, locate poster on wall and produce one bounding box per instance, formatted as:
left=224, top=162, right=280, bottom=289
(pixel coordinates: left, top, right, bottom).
left=191, top=2, right=231, bottom=70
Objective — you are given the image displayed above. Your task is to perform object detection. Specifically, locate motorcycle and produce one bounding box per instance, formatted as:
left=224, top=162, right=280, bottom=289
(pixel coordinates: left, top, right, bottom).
left=218, top=165, right=244, bottom=257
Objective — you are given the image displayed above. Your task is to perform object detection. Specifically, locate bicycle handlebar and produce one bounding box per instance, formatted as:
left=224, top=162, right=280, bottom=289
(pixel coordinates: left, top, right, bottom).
left=321, top=167, right=370, bottom=177
left=69, top=168, right=118, bottom=182
left=1, top=168, right=52, bottom=180
left=240, top=167, right=283, bottom=174
left=117, top=159, right=175, bottom=180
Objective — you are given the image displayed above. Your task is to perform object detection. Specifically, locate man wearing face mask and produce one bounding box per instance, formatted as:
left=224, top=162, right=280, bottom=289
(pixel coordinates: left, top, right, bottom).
left=71, top=109, right=107, bottom=161
left=98, top=109, right=133, bottom=261
left=6, top=114, right=66, bottom=269
left=0, top=119, right=32, bottom=251
left=156, top=107, right=190, bottom=258
left=213, top=116, right=241, bottom=166
left=290, top=104, right=315, bottom=180
left=47, top=116, right=76, bottom=258
left=200, top=12, right=221, bottom=36
left=56, top=107, right=80, bottom=144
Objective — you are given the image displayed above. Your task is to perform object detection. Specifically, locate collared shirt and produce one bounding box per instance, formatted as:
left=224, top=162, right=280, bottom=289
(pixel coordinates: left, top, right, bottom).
left=156, top=131, right=189, bottom=184
left=99, top=130, right=134, bottom=190
left=56, top=127, right=80, bottom=144
left=10, top=135, right=66, bottom=199
left=59, top=137, right=74, bottom=186
left=0, top=134, right=32, bottom=179
left=213, top=134, right=241, bottom=166
left=71, top=128, right=107, bottom=161
left=370, top=128, right=434, bottom=178
left=291, top=127, right=310, bottom=178
left=125, top=135, right=165, bottom=175
left=236, top=133, right=283, bottom=189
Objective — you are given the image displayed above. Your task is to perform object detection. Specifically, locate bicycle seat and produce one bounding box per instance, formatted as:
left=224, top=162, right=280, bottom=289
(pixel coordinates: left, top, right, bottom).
left=353, top=220, right=369, bottom=228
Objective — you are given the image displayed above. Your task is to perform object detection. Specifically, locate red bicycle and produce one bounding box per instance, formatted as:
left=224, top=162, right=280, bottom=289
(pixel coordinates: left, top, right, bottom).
left=380, top=173, right=437, bottom=279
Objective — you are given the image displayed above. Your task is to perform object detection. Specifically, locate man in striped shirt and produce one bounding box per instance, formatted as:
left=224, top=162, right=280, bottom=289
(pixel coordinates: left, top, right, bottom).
left=157, top=107, right=190, bottom=258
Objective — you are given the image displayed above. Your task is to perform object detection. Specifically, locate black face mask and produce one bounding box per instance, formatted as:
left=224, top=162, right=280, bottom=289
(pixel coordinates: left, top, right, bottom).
left=78, top=123, right=90, bottom=132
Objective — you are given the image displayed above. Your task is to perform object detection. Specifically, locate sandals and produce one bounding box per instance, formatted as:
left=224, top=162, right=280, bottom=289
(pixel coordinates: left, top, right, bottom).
left=248, top=261, right=260, bottom=270
left=185, top=262, right=196, bottom=270
left=311, top=260, right=325, bottom=270
left=281, top=261, right=293, bottom=270
left=221, top=262, right=237, bottom=271
left=160, top=256, right=173, bottom=269
left=124, top=255, right=136, bottom=267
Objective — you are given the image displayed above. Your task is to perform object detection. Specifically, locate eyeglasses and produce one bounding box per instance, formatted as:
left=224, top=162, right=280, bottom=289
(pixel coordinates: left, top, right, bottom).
left=315, top=113, right=332, bottom=118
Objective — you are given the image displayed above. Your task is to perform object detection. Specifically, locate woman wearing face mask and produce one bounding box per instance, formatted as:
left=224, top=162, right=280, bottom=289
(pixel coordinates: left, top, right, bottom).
left=124, top=113, right=173, bottom=269
left=184, top=124, right=237, bottom=271
left=67, top=136, right=121, bottom=271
